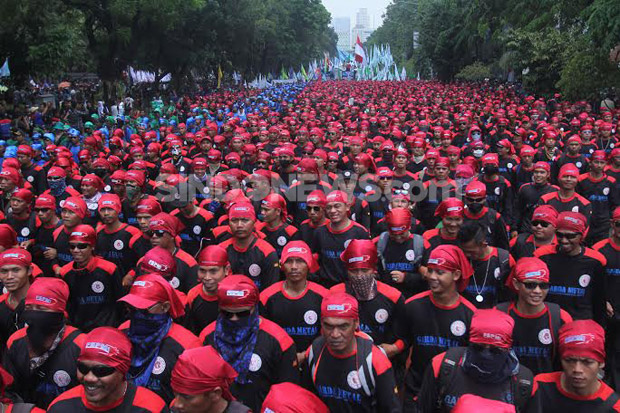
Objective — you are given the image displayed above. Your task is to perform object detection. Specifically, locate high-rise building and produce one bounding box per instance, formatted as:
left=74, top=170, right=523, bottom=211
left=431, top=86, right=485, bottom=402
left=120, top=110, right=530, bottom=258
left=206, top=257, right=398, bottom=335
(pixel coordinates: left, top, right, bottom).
left=331, top=17, right=351, bottom=51
left=351, top=8, right=373, bottom=45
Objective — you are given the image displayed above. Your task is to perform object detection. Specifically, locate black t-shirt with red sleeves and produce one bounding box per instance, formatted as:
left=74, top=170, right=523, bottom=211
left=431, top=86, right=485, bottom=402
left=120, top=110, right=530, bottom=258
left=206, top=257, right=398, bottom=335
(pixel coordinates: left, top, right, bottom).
left=0, top=294, right=24, bottom=355
left=509, top=233, right=557, bottom=261
left=200, top=317, right=299, bottom=412
left=4, top=326, right=84, bottom=409
left=60, top=256, right=124, bottom=332
left=593, top=238, right=620, bottom=316
left=256, top=222, right=301, bottom=257
left=417, top=179, right=457, bottom=229
left=5, top=212, right=38, bottom=244
left=311, top=220, right=369, bottom=288
left=33, top=220, right=62, bottom=277
left=400, top=291, right=476, bottom=398
left=219, top=237, right=280, bottom=291
left=171, top=207, right=216, bottom=257
left=301, top=335, right=401, bottom=413
left=461, top=247, right=514, bottom=309
left=496, top=302, right=572, bottom=376
left=46, top=383, right=169, bottom=413
left=52, top=225, right=75, bottom=271
left=259, top=281, right=329, bottom=352
left=528, top=372, right=620, bottom=412
left=299, top=219, right=327, bottom=247
left=119, top=321, right=201, bottom=405
left=538, top=191, right=592, bottom=225
left=96, top=223, right=148, bottom=278
left=535, top=245, right=607, bottom=325
left=577, top=173, right=619, bottom=241
left=421, top=228, right=459, bottom=266
left=515, top=183, right=558, bottom=233
left=330, top=282, right=406, bottom=348
left=473, top=175, right=514, bottom=229
left=136, top=249, right=199, bottom=294
left=183, top=284, right=219, bottom=336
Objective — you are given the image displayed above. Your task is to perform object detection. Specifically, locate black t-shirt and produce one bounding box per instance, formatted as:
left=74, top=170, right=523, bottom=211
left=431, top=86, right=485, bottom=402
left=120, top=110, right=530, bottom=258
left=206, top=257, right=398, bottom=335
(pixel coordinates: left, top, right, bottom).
left=184, top=284, right=219, bottom=336
left=219, top=237, right=280, bottom=291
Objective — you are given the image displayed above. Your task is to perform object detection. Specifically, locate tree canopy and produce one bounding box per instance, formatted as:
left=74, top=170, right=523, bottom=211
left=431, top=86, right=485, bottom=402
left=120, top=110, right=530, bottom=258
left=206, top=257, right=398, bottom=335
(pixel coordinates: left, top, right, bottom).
left=368, top=0, right=620, bottom=99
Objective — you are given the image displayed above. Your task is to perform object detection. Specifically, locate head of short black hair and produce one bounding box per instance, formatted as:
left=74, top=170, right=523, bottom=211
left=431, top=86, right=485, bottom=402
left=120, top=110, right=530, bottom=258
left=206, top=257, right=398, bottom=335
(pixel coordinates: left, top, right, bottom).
left=457, top=220, right=487, bottom=245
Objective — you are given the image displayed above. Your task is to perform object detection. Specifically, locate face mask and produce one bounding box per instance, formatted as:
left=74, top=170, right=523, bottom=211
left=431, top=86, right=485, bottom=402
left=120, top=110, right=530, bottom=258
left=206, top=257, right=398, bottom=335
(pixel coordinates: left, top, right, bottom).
left=468, top=202, right=484, bottom=214
left=23, top=310, right=65, bottom=353
left=471, top=132, right=481, bottom=140
left=279, top=159, right=292, bottom=169
left=463, top=346, right=519, bottom=384
left=125, top=185, right=139, bottom=200
left=48, top=178, right=66, bottom=195
left=227, top=162, right=240, bottom=169
left=473, top=149, right=484, bottom=158
left=348, top=274, right=377, bottom=301
left=129, top=310, right=170, bottom=337
left=484, top=165, right=499, bottom=175
left=94, top=169, right=107, bottom=178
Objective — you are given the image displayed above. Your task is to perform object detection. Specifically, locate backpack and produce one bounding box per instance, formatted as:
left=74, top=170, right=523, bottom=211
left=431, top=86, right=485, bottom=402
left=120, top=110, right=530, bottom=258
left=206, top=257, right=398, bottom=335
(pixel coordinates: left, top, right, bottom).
left=308, top=335, right=376, bottom=398
left=377, top=231, right=424, bottom=271
left=437, top=347, right=533, bottom=412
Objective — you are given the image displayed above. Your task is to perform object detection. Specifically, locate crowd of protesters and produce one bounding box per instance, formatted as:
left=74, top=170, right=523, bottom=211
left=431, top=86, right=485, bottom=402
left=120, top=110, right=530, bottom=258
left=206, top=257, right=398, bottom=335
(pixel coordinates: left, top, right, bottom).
left=0, top=79, right=615, bottom=411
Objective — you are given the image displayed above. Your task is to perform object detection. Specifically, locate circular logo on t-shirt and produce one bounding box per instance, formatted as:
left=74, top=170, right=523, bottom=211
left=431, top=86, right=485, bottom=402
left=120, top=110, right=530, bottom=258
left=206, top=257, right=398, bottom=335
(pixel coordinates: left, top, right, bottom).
left=365, top=185, right=373, bottom=192
left=403, top=182, right=411, bottom=190
left=179, top=166, right=186, bottom=172
left=538, top=328, right=552, bottom=345
left=494, top=267, right=501, bottom=280
left=88, top=203, right=97, bottom=210
left=575, top=162, right=582, bottom=169
left=27, top=176, right=34, bottom=183
left=351, top=213, right=356, bottom=221
left=291, top=179, right=298, bottom=185
left=611, top=143, right=616, bottom=149
left=507, top=163, right=513, bottom=169
left=104, top=185, right=111, bottom=192
left=304, top=310, right=318, bottom=325
left=193, top=225, right=201, bottom=235
left=277, top=236, right=287, bottom=246
left=152, top=356, right=166, bottom=375
left=450, top=320, right=466, bottom=337
left=170, top=277, right=180, bottom=289
left=2, top=287, right=7, bottom=295
left=203, top=186, right=210, bottom=194
left=114, top=240, right=124, bottom=250
left=406, top=249, right=416, bottom=261
left=249, top=353, right=262, bottom=372
left=590, top=148, right=595, bottom=154
left=249, top=264, right=261, bottom=277
left=344, top=171, right=351, bottom=178
left=344, top=239, right=352, bottom=249
left=59, top=200, right=66, bottom=208
left=579, top=274, right=591, bottom=288
left=53, top=370, right=71, bottom=387
left=572, top=206, right=579, bottom=213
left=604, top=187, right=610, bottom=195
left=91, top=281, right=105, bottom=293
left=20, top=227, right=30, bottom=237
left=347, top=370, right=361, bottom=390
left=375, top=309, right=389, bottom=324
left=494, top=187, right=501, bottom=195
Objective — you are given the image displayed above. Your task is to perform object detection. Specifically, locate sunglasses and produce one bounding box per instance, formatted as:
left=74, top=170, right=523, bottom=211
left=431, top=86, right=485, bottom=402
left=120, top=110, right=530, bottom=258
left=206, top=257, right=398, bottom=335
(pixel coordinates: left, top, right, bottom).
left=379, top=177, right=392, bottom=181
left=520, top=281, right=550, bottom=290
left=151, top=230, right=168, bottom=238
left=307, top=206, right=322, bottom=212
left=69, top=243, right=90, bottom=250
left=220, top=309, right=252, bottom=319
left=465, top=197, right=485, bottom=204
left=34, top=208, right=51, bottom=213
left=77, top=362, right=116, bottom=378
left=531, top=220, right=551, bottom=228
left=556, top=232, right=580, bottom=240
left=393, top=189, right=409, bottom=196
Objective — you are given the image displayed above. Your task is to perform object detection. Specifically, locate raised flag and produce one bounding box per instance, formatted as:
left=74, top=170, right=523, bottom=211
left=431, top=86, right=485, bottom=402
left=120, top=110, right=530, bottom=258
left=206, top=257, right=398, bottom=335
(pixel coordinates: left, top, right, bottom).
left=0, top=59, right=9, bottom=78
left=355, top=36, right=366, bottom=64
left=217, top=65, right=223, bottom=88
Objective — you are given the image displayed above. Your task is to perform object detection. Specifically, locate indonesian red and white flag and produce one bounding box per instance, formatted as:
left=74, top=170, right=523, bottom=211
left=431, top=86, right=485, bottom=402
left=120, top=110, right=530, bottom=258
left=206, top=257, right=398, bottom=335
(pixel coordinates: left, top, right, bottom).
left=355, top=36, right=366, bottom=64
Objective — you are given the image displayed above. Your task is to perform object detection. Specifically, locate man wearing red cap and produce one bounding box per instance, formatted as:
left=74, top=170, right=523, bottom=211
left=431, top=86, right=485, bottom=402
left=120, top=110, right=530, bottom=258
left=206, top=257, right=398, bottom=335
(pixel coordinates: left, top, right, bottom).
left=51, top=196, right=88, bottom=273
left=510, top=205, right=558, bottom=260
left=185, top=245, right=231, bottom=335
left=577, top=150, right=619, bottom=244
left=47, top=326, right=168, bottom=412
left=393, top=146, right=418, bottom=190
left=473, top=153, right=515, bottom=232
left=515, top=161, right=558, bottom=234
left=118, top=273, right=200, bottom=404
left=219, top=203, right=279, bottom=291
left=122, top=169, right=158, bottom=227
left=418, top=157, right=457, bottom=229
left=463, top=180, right=510, bottom=250
left=169, top=189, right=216, bottom=257
left=283, top=158, right=331, bottom=227
left=0, top=167, right=23, bottom=213
left=298, top=189, right=328, bottom=246
left=312, top=190, right=369, bottom=288
left=302, top=292, right=401, bottom=412
left=96, top=193, right=149, bottom=280
left=148, top=212, right=199, bottom=293
left=200, top=275, right=298, bottom=411
left=261, top=382, right=328, bottom=413
left=375, top=207, right=426, bottom=297
left=0, top=248, right=32, bottom=349
left=417, top=309, right=534, bottom=412
left=400, top=245, right=477, bottom=409
left=43, top=166, right=81, bottom=211
left=553, top=136, right=589, bottom=180
left=497, top=257, right=573, bottom=375
left=171, top=346, right=251, bottom=413
left=529, top=320, right=620, bottom=411
left=60, top=224, right=124, bottom=332
left=535, top=211, right=606, bottom=324
left=5, top=188, right=37, bottom=247
left=4, top=278, right=84, bottom=409
left=255, top=193, right=300, bottom=257
left=538, top=163, right=592, bottom=224
left=457, top=220, right=514, bottom=308
left=17, top=145, right=46, bottom=195
left=260, top=241, right=329, bottom=362
left=420, top=198, right=464, bottom=273
left=362, top=167, right=396, bottom=237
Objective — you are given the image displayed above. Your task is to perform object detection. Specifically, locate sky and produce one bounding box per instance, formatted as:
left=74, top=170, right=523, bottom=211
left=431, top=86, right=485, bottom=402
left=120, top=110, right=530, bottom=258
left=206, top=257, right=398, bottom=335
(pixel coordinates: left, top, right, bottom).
left=321, top=0, right=392, bottom=28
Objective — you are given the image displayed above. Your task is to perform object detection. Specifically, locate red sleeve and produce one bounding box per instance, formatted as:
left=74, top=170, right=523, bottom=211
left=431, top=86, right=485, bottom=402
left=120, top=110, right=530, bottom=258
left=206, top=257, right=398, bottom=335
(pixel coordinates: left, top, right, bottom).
left=199, top=322, right=216, bottom=343
left=431, top=352, right=445, bottom=379
left=260, top=318, right=294, bottom=352
left=560, top=309, right=573, bottom=324
left=371, top=346, right=393, bottom=375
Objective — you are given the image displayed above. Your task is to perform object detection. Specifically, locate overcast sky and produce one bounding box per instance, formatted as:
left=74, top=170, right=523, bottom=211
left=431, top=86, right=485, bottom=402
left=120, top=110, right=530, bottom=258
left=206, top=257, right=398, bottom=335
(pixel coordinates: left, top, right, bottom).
left=321, top=0, right=392, bottom=28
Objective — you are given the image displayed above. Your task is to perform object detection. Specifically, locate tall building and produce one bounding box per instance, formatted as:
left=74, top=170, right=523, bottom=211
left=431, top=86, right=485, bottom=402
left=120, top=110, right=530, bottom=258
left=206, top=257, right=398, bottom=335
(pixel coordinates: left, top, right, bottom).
left=332, top=17, right=351, bottom=51
left=352, top=8, right=374, bottom=45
